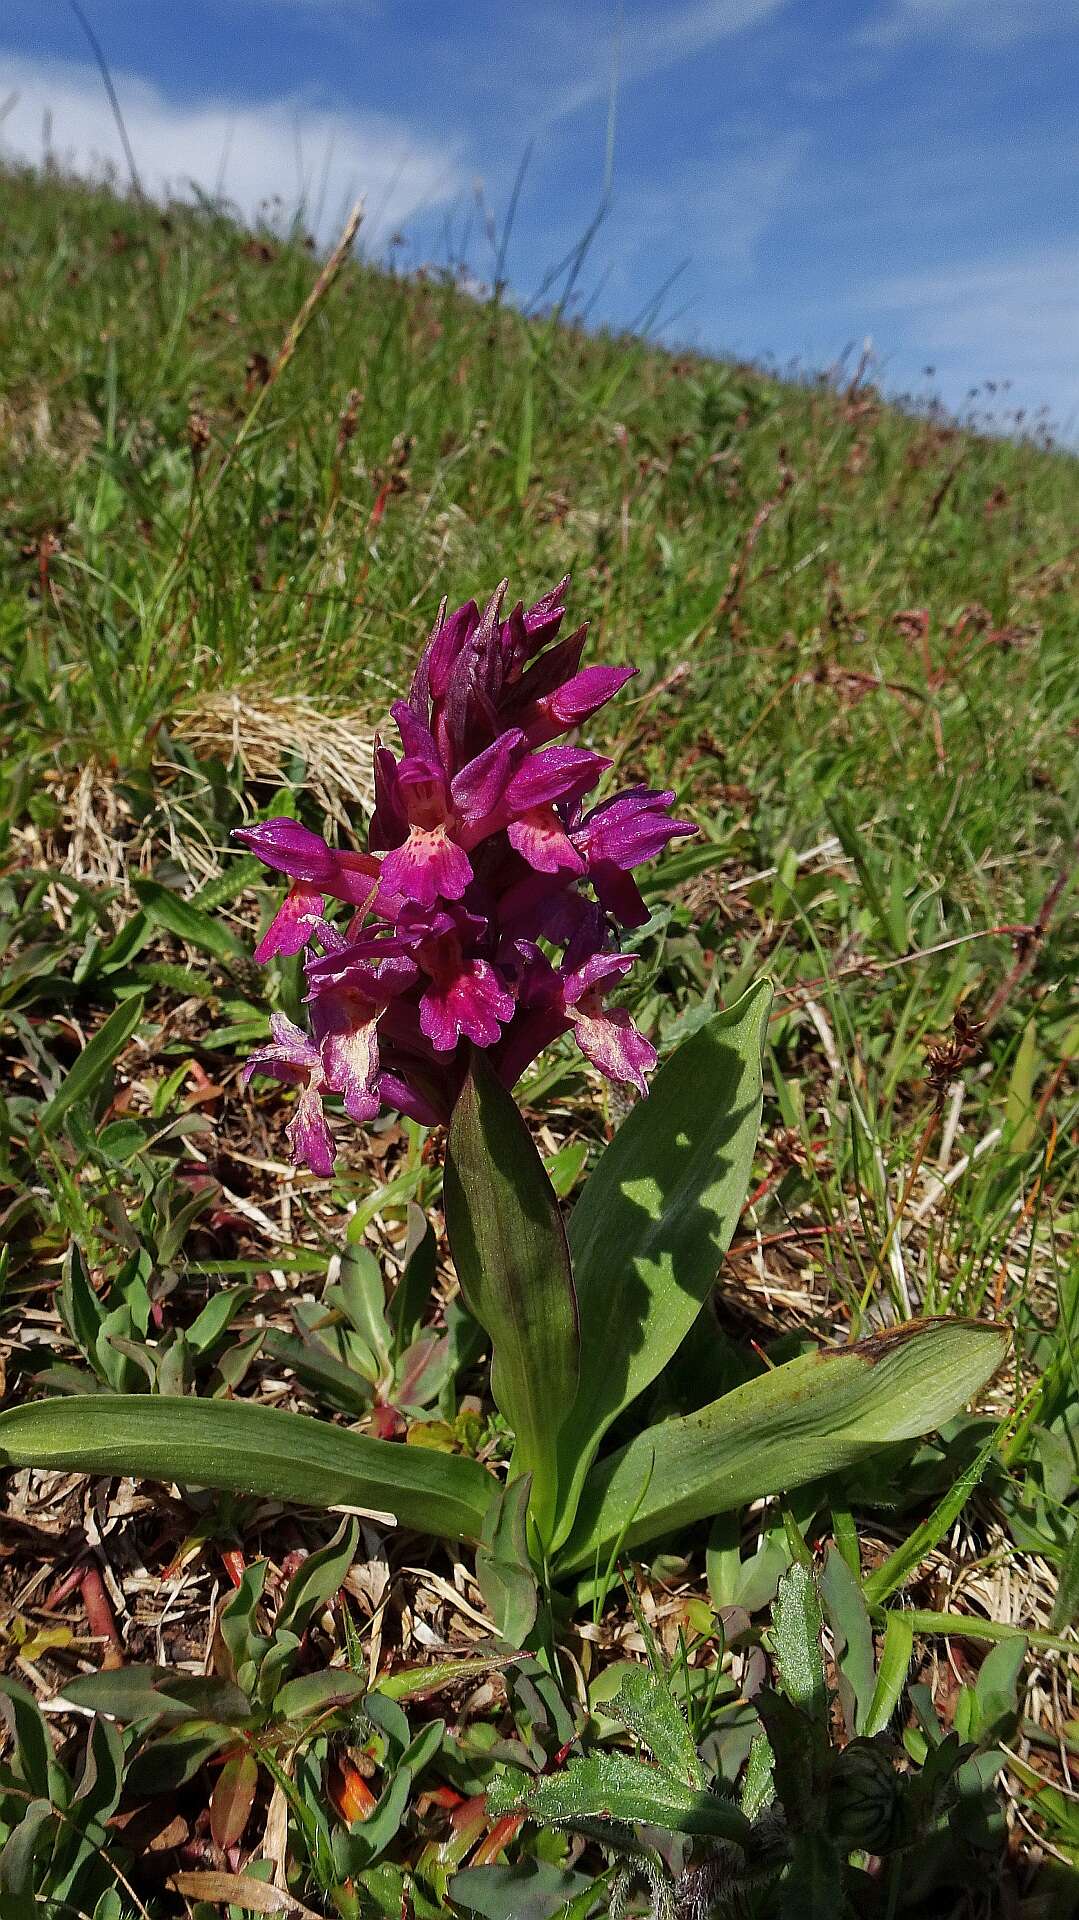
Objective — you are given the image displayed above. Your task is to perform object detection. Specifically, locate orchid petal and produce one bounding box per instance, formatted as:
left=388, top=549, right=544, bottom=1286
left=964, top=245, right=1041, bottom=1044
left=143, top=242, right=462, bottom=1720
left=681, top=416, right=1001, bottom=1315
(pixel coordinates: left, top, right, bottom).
left=508, top=807, right=587, bottom=875
left=285, top=1086, right=336, bottom=1176
left=253, top=882, right=325, bottom=963
left=380, top=826, right=472, bottom=907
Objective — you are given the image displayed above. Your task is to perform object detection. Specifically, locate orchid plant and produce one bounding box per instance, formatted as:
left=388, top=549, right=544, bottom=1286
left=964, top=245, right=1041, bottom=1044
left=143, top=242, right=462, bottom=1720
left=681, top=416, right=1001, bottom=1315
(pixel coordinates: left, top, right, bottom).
left=0, top=578, right=1007, bottom=1642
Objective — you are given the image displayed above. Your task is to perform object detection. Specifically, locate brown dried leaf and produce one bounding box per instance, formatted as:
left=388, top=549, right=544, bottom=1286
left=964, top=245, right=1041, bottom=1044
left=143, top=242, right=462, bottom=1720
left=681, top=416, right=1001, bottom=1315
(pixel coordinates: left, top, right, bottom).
left=168, top=1872, right=323, bottom=1917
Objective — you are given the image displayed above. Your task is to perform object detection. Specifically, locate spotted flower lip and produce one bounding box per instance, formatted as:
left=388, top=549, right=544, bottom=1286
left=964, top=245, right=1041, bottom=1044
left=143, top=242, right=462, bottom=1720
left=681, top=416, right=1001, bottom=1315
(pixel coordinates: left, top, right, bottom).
left=231, top=577, right=696, bottom=1172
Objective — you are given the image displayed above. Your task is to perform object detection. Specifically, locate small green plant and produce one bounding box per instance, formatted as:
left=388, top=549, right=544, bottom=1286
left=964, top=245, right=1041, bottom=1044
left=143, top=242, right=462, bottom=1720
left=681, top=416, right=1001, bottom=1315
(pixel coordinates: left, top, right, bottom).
left=478, top=1555, right=1029, bottom=1919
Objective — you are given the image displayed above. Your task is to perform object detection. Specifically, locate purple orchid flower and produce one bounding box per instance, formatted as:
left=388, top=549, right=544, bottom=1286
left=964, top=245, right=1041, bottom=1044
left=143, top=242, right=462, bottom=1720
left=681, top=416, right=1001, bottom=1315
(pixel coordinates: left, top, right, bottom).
left=232, top=578, right=695, bottom=1172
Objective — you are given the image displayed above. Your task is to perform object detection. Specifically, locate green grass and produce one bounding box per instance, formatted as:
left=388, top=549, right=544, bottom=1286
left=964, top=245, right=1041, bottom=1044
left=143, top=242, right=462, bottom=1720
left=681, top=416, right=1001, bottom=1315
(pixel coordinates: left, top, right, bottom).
left=1, top=164, right=1077, bottom=1917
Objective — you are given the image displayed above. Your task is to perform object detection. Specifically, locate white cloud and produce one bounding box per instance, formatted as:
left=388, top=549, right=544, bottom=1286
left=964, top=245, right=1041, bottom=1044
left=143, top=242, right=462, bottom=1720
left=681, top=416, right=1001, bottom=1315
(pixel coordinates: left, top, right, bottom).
left=529, top=0, right=791, bottom=128
left=863, top=0, right=1079, bottom=48
left=0, top=54, right=464, bottom=242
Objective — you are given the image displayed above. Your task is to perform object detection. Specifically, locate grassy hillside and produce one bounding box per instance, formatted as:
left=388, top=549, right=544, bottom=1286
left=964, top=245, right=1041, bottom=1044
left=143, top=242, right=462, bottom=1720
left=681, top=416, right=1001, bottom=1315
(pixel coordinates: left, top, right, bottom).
left=1, top=168, right=1077, bottom=1916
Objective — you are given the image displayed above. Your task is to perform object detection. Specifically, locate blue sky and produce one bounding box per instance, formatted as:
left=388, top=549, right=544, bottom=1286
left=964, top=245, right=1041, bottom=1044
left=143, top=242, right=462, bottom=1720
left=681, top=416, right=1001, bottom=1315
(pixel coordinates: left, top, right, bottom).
left=3, top=1, right=1076, bottom=433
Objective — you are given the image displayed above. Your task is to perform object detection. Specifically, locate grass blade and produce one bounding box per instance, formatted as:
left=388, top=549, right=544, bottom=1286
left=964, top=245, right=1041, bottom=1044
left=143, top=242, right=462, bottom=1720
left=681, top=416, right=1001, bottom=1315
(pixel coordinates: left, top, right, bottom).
left=37, top=994, right=146, bottom=1140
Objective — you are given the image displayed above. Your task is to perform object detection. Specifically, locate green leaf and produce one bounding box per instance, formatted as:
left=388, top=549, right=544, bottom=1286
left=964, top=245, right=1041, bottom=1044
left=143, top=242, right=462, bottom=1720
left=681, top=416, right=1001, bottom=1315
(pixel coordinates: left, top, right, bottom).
left=474, top=1475, right=540, bottom=1646
left=0, top=1393, right=492, bottom=1542
left=261, top=1324, right=375, bottom=1414
left=57, top=1243, right=106, bottom=1366
left=185, top=1285, right=254, bottom=1356
left=373, top=1651, right=516, bottom=1701
left=330, top=1243, right=391, bottom=1377
left=273, top=1668, right=367, bottom=1721
left=1005, top=1016, right=1038, bottom=1153
left=551, top=982, right=771, bottom=1551
left=557, top=1318, right=1008, bottom=1574
left=0, top=1798, right=54, bottom=1920
left=389, top=1203, right=437, bottom=1359
left=486, top=1751, right=750, bottom=1843
left=133, top=877, right=246, bottom=962
left=60, top=1665, right=252, bottom=1726
left=772, top=1563, right=827, bottom=1722
left=607, top=1664, right=706, bottom=1789
left=862, top=1613, right=914, bottom=1738
left=706, top=1511, right=789, bottom=1613
left=820, top=1545, right=876, bottom=1736
left=445, top=1048, right=579, bottom=1541
left=275, top=1518, right=359, bottom=1639
left=37, top=994, right=146, bottom=1139
left=0, top=1676, right=59, bottom=1799
left=971, top=1635, right=1027, bottom=1744
left=448, top=1861, right=594, bottom=1920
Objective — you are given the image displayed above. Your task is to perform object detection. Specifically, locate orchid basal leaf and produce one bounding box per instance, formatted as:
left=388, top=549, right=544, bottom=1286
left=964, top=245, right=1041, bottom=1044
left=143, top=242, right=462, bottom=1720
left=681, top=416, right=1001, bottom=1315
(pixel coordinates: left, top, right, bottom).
left=556, top=1318, right=1008, bottom=1574
left=550, top=980, right=771, bottom=1551
left=0, top=1394, right=492, bottom=1543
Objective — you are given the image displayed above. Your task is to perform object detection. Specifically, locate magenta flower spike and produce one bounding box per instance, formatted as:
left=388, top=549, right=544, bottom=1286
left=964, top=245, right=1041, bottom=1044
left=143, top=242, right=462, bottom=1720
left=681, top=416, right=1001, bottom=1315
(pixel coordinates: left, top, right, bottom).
left=232, top=579, right=696, bottom=1172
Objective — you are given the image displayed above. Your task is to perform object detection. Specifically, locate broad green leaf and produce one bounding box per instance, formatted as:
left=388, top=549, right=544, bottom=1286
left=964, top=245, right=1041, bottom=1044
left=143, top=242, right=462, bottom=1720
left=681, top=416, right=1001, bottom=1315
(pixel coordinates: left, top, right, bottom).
left=388, top=1204, right=436, bottom=1359
left=971, top=1635, right=1027, bottom=1744
left=0, top=1393, right=491, bottom=1542
left=261, top=1325, right=374, bottom=1414
left=557, top=1318, right=1008, bottom=1574
left=61, top=1665, right=252, bottom=1725
left=330, top=1244, right=390, bottom=1378
left=474, top=1475, right=540, bottom=1646
left=706, top=1510, right=789, bottom=1613
left=486, top=1750, right=750, bottom=1842
left=57, top=1244, right=106, bottom=1365
left=551, top=982, right=771, bottom=1551
left=273, top=1668, right=367, bottom=1721
left=374, top=1651, right=516, bottom=1701
left=37, top=994, right=146, bottom=1139
left=445, top=1048, right=579, bottom=1541
left=72, top=1713, right=125, bottom=1825
left=448, top=1861, right=594, bottom=1920
left=0, top=1676, right=59, bottom=1799
left=133, top=877, right=246, bottom=962
left=185, top=1285, right=254, bottom=1356
left=126, top=1724, right=233, bottom=1794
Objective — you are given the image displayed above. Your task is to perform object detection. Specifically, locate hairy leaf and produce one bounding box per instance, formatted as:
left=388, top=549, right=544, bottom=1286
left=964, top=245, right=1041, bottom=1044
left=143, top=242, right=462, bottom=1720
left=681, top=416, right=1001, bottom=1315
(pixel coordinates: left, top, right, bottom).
left=487, top=1750, right=751, bottom=1842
